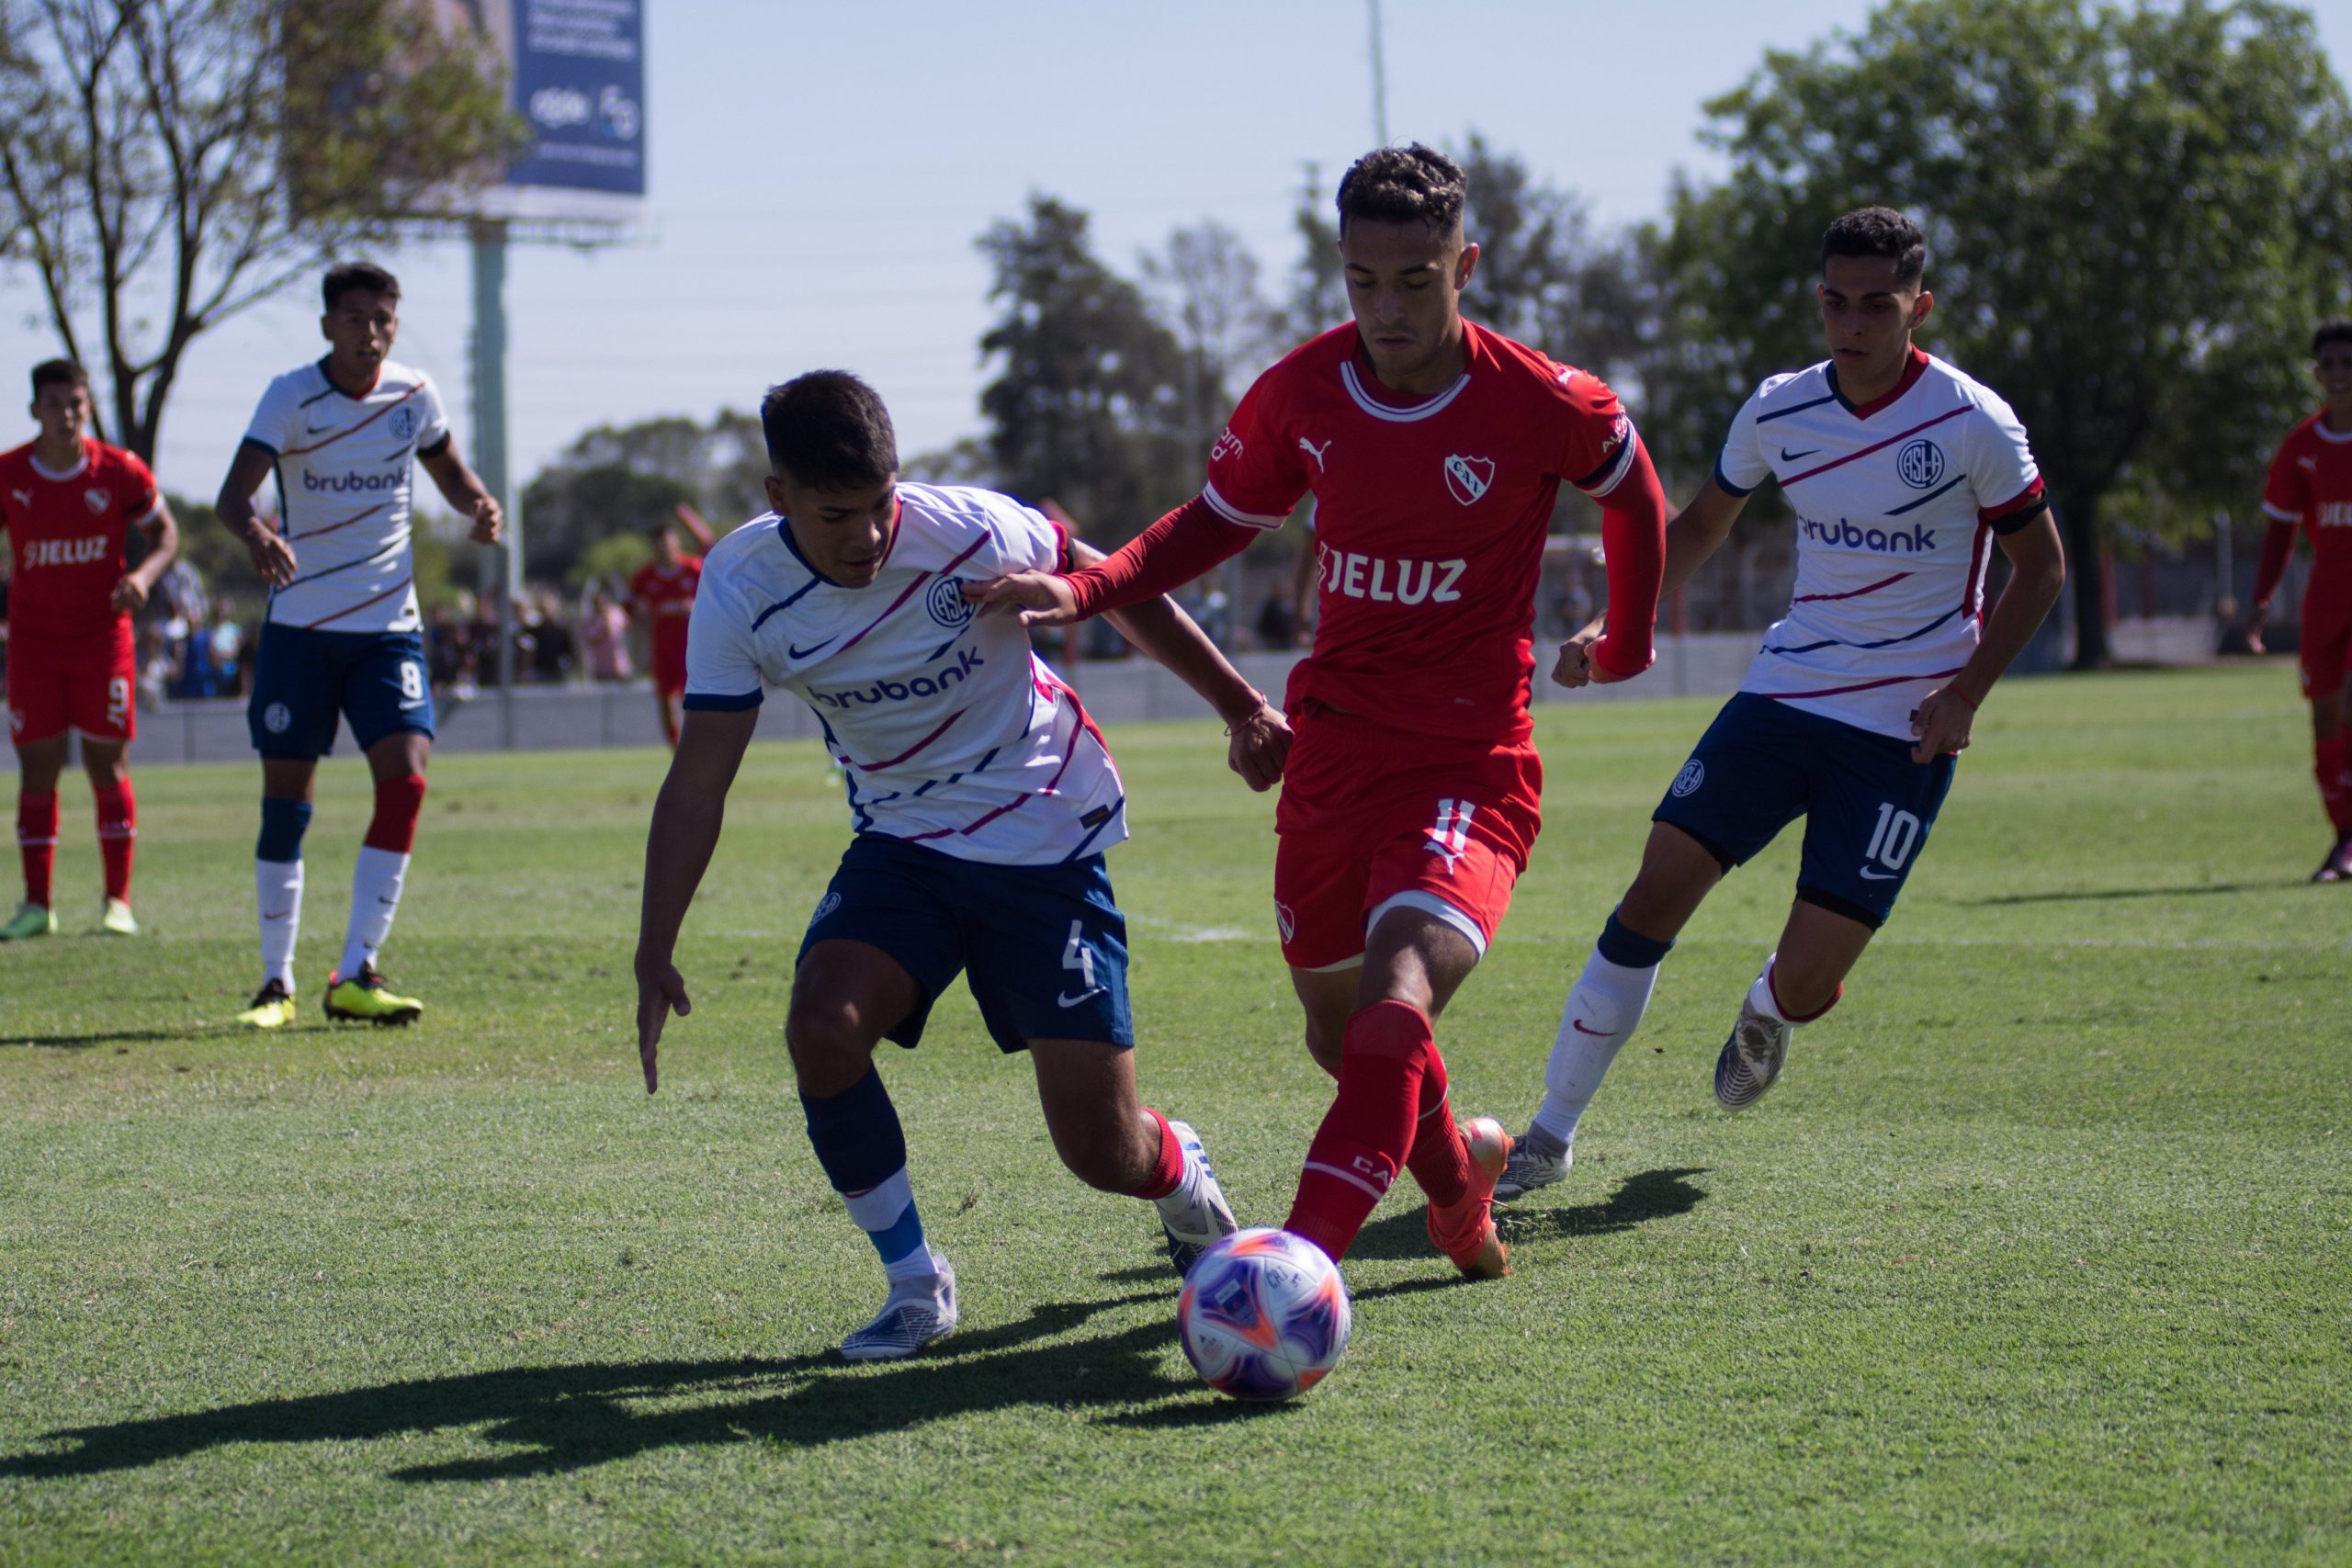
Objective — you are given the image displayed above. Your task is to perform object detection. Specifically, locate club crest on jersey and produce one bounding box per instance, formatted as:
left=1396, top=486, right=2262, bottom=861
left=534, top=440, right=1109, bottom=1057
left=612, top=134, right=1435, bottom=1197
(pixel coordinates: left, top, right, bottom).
left=83, top=487, right=110, bottom=515
left=925, top=575, right=975, bottom=629
left=1443, top=455, right=1495, bottom=506
left=1895, top=438, right=1946, bottom=490
left=1273, top=900, right=1296, bottom=944
left=1670, top=759, right=1705, bottom=797
left=390, top=406, right=416, bottom=443
left=263, top=702, right=292, bottom=735
left=809, top=891, right=842, bottom=926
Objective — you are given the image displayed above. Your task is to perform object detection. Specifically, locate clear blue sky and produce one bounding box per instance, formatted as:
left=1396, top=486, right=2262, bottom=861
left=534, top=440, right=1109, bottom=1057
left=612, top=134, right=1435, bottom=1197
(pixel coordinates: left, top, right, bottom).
left=6, top=0, right=2349, bottom=521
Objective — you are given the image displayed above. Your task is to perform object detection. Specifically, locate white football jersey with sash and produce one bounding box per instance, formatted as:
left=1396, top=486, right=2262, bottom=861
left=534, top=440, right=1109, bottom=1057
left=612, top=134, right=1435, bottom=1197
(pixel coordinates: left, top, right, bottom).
left=684, top=483, right=1128, bottom=867
left=1715, top=349, right=2047, bottom=739
left=242, top=356, right=451, bottom=634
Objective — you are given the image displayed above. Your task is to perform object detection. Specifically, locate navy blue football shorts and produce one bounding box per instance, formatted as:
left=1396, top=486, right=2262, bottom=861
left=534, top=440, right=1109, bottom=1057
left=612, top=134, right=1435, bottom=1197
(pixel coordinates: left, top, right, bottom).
left=247, top=624, right=435, bottom=761
left=1651, top=692, right=1957, bottom=928
left=798, top=831, right=1134, bottom=1053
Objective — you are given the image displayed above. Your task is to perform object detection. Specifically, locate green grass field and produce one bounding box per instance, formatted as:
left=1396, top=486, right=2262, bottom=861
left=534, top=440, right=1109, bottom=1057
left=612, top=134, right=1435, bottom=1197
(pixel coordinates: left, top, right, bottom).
left=2, top=662, right=2346, bottom=1565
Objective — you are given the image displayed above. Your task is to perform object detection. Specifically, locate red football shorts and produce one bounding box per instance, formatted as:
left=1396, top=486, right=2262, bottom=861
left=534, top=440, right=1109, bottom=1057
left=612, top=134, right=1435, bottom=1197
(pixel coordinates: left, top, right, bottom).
left=650, top=635, right=689, bottom=698
left=2299, top=579, right=2351, bottom=700
left=6, top=633, right=137, bottom=747
left=1272, top=701, right=1544, bottom=971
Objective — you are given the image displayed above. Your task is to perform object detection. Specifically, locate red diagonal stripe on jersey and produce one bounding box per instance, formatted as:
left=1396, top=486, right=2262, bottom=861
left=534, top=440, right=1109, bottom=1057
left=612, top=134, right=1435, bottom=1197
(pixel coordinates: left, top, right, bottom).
left=1758, top=664, right=1965, bottom=701
left=1792, top=570, right=1913, bottom=604
left=288, top=502, right=390, bottom=541
left=902, top=688, right=1088, bottom=842
left=302, top=574, right=413, bottom=629
left=834, top=533, right=991, bottom=658
left=281, top=384, right=425, bottom=457
left=852, top=708, right=965, bottom=772
left=1780, top=404, right=1969, bottom=489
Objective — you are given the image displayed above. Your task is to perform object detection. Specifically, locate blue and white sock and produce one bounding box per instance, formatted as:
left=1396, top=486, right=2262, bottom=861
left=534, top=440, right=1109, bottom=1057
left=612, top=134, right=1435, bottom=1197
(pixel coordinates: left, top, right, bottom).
left=1530, top=910, right=1671, bottom=1154
left=254, top=797, right=311, bottom=991
left=802, top=1065, right=938, bottom=1280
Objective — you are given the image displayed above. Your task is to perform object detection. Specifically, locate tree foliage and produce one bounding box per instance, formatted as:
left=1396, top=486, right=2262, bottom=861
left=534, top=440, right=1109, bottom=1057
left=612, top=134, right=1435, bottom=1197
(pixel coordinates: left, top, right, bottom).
left=518, top=411, right=768, bottom=586
left=0, top=0, right=521, bottom=462
left=977, top=196, right=1193, bottom=540
left=1666, top=0, right=2352, bottom=663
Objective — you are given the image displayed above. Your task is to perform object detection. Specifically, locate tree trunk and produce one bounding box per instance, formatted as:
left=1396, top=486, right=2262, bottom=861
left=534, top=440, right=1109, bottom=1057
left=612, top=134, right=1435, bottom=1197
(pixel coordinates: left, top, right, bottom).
left=2060, top=488, right=2109, bottom=669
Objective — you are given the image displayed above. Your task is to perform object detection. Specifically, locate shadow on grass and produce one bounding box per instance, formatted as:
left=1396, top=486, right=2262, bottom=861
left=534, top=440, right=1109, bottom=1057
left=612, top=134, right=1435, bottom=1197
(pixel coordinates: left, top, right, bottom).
left=1348, top=1166, right=1711, bottom=1261
left=0, top=1029, right=205, bottom=1050
left=1968, top=881, right=2288, bottom=906
left=2, top=1290, right=1200, bottom=1483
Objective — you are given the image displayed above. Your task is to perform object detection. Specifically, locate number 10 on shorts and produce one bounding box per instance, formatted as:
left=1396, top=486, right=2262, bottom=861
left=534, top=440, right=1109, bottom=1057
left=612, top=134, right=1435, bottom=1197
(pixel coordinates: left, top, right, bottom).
left=1865, top=802, right=1922, bottom=872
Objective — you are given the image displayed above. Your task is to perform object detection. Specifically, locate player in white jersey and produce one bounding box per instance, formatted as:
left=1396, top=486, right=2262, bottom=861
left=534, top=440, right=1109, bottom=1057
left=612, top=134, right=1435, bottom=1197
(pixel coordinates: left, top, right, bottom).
left=213, top=263, right=504, bottom=1030
left=634, top=372, right=1286, bottom=1360
left=1493, top=209, right=2068, bottom=1197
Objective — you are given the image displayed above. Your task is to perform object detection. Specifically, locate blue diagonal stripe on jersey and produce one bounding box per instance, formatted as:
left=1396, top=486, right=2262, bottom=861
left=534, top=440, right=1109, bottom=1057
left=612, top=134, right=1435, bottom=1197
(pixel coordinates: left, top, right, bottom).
left=1764, top=603, right=1967, bottom=656
left=1754, top=391, right=1839, bottom=424
left=752, top=573, right=825, bottom=631
left=283, top=533, right=410, bottom=589
left=1886, top=474, right=1968, bottom=515
left=922, top=633, right=962, bottom=664
left=1061, top=795, right=1125, bottom=863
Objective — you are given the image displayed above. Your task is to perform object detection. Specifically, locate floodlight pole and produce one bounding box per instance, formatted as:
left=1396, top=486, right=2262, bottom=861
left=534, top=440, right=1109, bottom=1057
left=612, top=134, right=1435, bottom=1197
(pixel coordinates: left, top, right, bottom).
left=470, top=219, right=520, bottom=745
left=1368, top=0, right=1388, bottom=145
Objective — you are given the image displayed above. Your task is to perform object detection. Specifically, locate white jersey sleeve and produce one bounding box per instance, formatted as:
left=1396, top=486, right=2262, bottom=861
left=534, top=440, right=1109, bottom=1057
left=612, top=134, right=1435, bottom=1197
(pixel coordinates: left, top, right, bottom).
left=1714, top=375, right=1792, bottom=496
left=242, top=373, right=303, bottom=457
left=1961, top=385, right=2042, bottom=521
left=683, top=558, right=767, bottom=711
left=411, top=377, right=453, bottom=457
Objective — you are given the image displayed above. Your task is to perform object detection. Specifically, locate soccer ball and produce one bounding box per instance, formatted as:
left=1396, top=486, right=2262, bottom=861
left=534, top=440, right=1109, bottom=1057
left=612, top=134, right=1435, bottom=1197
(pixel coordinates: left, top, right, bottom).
left=1177, top=1228, right=1351, bottom=1401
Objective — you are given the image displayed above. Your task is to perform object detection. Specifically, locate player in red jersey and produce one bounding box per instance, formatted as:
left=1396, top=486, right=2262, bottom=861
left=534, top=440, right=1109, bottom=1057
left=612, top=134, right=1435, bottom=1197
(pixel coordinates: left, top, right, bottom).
left=975, top=145, right=1668, bottom=1280
left=2247, top=321, right=2352, bottom=882
left=630, top=505, right=710, bottom=748
left=0, top=359, right=179, bottom=939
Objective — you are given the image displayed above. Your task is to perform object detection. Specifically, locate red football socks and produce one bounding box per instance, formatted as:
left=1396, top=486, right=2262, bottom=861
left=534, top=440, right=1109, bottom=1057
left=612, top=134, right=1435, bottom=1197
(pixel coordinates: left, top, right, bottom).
left=364, top=773, right=428, bottom=853
left=94, top=780, right=135, bottom=902
left=2316, top=733, right=2352, bottom=834
left=1284, top=999, right=1437, bottom=1262
left=1129, top=1106, right=1185, bottom=1201
left=17, top=790, right=58, bottom=907
left=1402, top=1047, right=1472, bottom=1209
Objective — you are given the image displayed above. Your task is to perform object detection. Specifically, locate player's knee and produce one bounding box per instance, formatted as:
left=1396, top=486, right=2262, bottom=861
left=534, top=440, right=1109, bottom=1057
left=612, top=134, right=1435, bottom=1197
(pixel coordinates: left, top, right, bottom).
left=1051, top=1122, right=1145, bottom=1192
left=783, top=1004, right=879, bottom=1089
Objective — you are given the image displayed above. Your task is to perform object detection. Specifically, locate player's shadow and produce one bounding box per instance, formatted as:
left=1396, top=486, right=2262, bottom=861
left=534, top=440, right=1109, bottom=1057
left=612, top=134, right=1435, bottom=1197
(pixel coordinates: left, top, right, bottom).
left=1969, top=881, right=2285, bottom=906
left=1, top=1029, right=199, bottom=1050
left=1344, top=1165, right=1709, bottom=1261
left=0, top=1290, right=1204, bottom=1483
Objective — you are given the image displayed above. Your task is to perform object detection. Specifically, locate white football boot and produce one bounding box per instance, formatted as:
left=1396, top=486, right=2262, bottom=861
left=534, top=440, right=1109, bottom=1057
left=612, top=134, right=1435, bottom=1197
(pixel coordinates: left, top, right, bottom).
left=1713, top=998, right=1792, bottom=1111
left=1154, top=1120, right=1240, bottom=1280
left=839, top=1251, right=958, bottom=1361
left=1493, top=1125, right=1572, bottom=1201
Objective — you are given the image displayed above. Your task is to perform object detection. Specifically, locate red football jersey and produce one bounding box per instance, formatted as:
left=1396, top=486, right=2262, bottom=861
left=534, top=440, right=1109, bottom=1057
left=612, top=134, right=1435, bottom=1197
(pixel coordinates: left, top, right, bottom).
left=0, top=436, right=161, bottom=652
left=1204, top=321, right=1636, bottom=742
left=2260, top=413, right=2352, bottom=595
left=631, top=555, right=704, bottom=657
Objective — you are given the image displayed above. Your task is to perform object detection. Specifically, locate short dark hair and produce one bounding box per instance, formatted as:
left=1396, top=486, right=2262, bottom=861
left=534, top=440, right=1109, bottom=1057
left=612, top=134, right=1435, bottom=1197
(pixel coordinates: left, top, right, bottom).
left=1821, top=207, right=1928, bottom=287
left=762, top=371, right=899, bottom=491
left=1336, top=143, right=1467, bottom=237
left=322, top=262, right=401, bottom=310
left=2312, top=320, right=2352, bottom=356
left=29, top=358, right=86, bottom=400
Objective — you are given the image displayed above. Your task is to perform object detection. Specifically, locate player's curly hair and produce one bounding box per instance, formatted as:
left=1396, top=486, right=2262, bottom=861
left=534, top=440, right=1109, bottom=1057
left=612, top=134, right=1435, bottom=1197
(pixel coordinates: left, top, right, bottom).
left=1336, top=143, right=1466, bottom=237
left=2312, top=320, right=2352, bottom=356
left=763, top=371, right=899, bottom=491
left=322, top=262, right=400, bottom=310
left=1821, top=207, right=1928, bottom=286
left=29, top=358, right=85, bottom=399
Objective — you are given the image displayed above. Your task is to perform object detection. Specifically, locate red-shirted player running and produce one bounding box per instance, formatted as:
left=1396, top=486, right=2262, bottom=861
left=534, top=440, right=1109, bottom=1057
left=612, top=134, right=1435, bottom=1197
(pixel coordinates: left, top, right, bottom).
left=631, top=505, right=710, bottom=748
left=975, top=144, right=1668, bottom=1281
left=1, top=358, right=179, bottom=939
left=2248, top=320, right=2352, bottom=883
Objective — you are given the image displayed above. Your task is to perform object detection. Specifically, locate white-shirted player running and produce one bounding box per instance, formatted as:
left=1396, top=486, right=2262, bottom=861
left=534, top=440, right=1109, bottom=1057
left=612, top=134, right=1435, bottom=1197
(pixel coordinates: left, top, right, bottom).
left=1495, top=208, right=2068, bottom=1196
left=215, top=263, right=503, bottom=1030
left=634, top=371, right=1285, bottom=1360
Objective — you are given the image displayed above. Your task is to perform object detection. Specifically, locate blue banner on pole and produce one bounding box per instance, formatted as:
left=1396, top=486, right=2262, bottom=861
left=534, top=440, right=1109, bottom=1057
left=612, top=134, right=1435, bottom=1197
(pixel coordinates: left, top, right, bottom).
left=507, top=0, right=645, bottom=197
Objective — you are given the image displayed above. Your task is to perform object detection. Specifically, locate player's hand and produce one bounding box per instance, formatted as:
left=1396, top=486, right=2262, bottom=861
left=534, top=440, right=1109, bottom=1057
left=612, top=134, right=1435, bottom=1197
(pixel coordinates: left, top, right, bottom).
left=1552, top=615, right=1637, bottom=688
left=469, top=495, right=503, bottom=546
left=2244, top=603, right=2268, bottom=657
left=634, top=960, right=691, bottom=1094
left=110, top=574, right=149, bottom=614
left=1225, top=699, right=1292, bottom=792
left=244, top=527, right=299, bottom=587
left=965, top=570, right=1080, bottom=628
left=1909, top=686, right=1977, bottom=762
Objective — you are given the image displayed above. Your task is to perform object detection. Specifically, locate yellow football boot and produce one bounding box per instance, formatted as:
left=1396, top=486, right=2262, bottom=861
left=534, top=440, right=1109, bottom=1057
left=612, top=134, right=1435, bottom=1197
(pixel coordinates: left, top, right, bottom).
left=0, top=901, right=56, bottom=941
left=323, top=964, right=423, bottom=1026
left=234, top=979, right=298, bottom=1029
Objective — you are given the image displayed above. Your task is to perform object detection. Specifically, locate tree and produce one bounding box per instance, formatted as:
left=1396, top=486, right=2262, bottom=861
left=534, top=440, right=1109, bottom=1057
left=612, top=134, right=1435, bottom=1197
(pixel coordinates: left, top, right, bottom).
left=1138, top=219, right=1278, bottom=448
left=518, top=411, right=770, bottom=586
left=0, top=0, right=520, bottom=462
left=1277, top=163, right=1344, bottom=344
left=1667, top=0, right=2352, bottom=664
left=977, top=196, right=1193, bottom=539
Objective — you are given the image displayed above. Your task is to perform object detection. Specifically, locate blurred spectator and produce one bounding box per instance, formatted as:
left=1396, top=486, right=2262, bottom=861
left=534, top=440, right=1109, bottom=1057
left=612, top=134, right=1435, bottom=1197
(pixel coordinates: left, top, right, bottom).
left=528, top=589, right=575, bottom=682
left=207, top=604, right=246, bottom=695
left=582, top=587, right=633, bottom=681
left=1254, top=592, right=1297, bottom=650
left=137, top=621, right=171, bottom=709
left=426, top=603, right=469, bottom=694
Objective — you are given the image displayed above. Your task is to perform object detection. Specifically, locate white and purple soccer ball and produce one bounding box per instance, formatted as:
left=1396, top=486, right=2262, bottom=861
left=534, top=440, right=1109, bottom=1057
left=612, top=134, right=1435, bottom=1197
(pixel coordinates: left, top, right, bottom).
left=1178, top=1227, right=1352, bottom=1401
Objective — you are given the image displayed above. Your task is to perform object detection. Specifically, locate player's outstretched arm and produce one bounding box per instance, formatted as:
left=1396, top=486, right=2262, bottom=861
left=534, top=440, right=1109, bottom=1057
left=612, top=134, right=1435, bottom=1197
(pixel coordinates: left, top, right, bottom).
left=420, top=446, right=504, bottom=545
left=635, top=705, right=757, bottom=1093
left=1065, top=535, right=1291, bottom=791
left=1910, top=511, right=2065, bottom=762
left=967, top=494, right=1256, bottom=631
left=113, top=497, right=180, bottom=614
left=217, top=442, right=299, bottom=587
left=1557, top=445, right=1710, bottom=689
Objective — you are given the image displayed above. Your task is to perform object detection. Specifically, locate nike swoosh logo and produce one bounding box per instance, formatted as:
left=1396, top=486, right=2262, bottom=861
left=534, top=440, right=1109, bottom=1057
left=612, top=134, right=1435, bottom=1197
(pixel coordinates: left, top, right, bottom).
left=788, top=638, right=836, bottom=659
left=398, top=700, right=429, bottom=710
left=378, top=896, right=398, bottom=905
left=263, top=911, right=289, bottom=921
left=1570, top=1019, right=1613, bottom=1036
left=307, top=423, right=335, bottom=434
left=1859, top=866, right=1899, bottom=881
left=1780, top=446, right=1820, bottom=461
left=1057, top=987, right=1105, bottom=1009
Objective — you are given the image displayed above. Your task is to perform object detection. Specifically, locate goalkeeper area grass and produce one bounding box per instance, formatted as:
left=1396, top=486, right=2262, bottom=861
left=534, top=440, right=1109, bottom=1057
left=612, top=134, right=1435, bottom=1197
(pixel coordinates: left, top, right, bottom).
left=2, top=662, right=2346, bottom=1564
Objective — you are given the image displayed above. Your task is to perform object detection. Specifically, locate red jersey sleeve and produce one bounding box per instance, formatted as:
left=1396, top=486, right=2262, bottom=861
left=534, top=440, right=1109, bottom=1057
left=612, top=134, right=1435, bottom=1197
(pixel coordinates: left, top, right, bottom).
left=108, top=446, right=162, bottom=525
left=1201, top=365, right=1310, bottom=530
left=1552, top=368, right=1640, bottom=499
left=2262, top=430, right=2312, bottom=525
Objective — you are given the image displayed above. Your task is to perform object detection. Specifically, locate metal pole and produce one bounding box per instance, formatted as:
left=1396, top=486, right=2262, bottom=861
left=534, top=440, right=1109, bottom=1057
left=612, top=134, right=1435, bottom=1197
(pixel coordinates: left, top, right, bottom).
left=1367, top=0, right=1388, bottom=146
left=469, top=220, right=518, bottom=746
